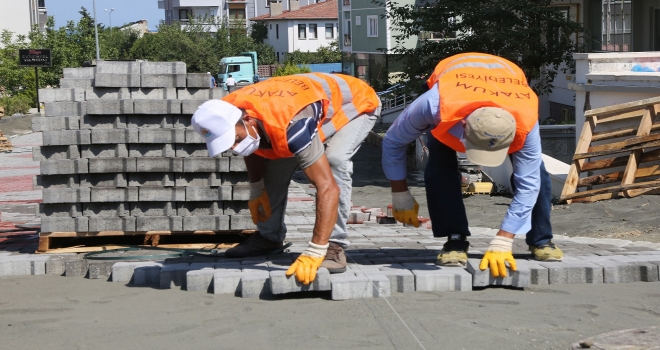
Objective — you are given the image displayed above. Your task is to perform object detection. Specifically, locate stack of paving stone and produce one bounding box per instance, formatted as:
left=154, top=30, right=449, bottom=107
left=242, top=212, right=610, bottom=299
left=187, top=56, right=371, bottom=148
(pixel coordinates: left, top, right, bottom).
left=33, top=61, right=255, bottom=236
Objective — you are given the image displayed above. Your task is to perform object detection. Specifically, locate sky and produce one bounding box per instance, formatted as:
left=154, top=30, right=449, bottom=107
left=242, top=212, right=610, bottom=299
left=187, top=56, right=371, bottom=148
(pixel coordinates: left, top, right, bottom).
left=47, top=0, right=165, bottom=31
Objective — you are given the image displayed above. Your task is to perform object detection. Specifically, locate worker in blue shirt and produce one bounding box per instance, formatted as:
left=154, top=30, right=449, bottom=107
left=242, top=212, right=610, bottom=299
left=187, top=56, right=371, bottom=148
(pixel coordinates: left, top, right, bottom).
left=382, top=53, right=563, bottom=277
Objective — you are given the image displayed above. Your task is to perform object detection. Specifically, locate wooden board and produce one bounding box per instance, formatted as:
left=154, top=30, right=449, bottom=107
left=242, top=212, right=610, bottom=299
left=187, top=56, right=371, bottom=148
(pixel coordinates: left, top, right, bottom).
left=561, top=98, right=660, bottom=203
left=36, top=230, right=256, bottom=252
left=37, top=243, right=239, bottom=255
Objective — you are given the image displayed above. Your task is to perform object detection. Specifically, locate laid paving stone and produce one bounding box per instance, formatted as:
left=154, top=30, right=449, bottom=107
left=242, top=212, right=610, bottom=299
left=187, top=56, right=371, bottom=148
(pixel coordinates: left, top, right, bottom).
left=65, top=259, right=89, bottom=277
left=160, top=262, right=217, bottom=289
left=0, top=255, right=50, bottom=277
left=404, top=263, right=472, bottom=292
left=187, top=267, right=243, bottom=293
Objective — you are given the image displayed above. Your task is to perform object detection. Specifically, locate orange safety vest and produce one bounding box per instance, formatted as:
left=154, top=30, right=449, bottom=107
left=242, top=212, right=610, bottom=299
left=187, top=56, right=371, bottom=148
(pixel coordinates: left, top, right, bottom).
left=223, top=73, right=381, bottom=159
left=426, top=53, right=538, bottom=154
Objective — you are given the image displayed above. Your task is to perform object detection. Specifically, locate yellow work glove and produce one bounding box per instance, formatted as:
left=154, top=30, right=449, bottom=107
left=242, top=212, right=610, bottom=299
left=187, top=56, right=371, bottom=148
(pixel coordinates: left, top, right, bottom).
left=391, top=190, right=420, bottom=227
left=286, top=241, right=328, bottom=285
left=479, top=236, right=517, bottom=278
left=248, top=179, right=271, bottom=225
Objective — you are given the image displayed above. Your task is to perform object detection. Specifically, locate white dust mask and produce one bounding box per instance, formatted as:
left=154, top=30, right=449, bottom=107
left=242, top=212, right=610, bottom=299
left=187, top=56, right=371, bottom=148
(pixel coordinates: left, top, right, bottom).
left=232, top=120, right=261, bottom=156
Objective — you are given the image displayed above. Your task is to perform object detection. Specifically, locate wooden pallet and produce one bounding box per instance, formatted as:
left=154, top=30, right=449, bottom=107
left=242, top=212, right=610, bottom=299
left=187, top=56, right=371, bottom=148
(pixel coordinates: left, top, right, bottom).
left=0, top=129, right=12, bottom=153
left=37, top=230, right=255, bottom=253
left=560, top=96, right=660, bottom=203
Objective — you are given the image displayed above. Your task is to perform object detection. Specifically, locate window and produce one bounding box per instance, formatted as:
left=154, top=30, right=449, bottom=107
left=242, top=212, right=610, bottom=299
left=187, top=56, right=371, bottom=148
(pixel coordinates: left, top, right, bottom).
left=276, top=24, right=279, bottom=39
left=228, top=8, right=245, bottom=20
left=343, top=0, right=350, bottom=5
left=309, top=24, right=317, bottom=39
left=228, top=65, right=241, bottom=73
left=367, top=15, right=378, bottom=37
left=355, top=16, right=361, bottom=26
left=269, top=24, right=272, bottom=30
left=298, top=24, right=307, bottom=39
left=601, top=0, right=631, bottom=51
left=325, top=23, right=334, bottom=38
left=179, top=9, right=190, bottom=22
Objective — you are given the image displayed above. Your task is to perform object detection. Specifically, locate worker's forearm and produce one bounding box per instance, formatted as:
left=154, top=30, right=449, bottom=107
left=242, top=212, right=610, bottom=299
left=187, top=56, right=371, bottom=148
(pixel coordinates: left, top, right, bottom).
left=496, top=229, right=515, bottom=239
left=390, top=179, right=409, bottom=193
left=243, top=153, right=265, bottom=183
left=311, top=183, right=339, bottom=245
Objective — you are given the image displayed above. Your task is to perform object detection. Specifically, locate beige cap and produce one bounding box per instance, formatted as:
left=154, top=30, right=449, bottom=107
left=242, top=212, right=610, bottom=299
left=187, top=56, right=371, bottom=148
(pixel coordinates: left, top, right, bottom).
left=464, top=107, right=516, bottom=167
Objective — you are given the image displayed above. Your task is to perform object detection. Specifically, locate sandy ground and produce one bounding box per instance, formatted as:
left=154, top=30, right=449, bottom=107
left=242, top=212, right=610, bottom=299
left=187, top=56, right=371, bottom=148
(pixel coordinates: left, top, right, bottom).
left=0, top=114, right=36, bottom=137
left=1, top=119, right=660, bottom=349
left=1, top=275, right=660, bottom=350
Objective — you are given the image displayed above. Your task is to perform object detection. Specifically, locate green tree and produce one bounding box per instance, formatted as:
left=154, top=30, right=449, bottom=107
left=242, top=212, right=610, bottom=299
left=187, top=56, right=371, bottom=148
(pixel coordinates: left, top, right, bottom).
left=273, top=62, right=311, bottom=76
left=250, top=22, right=268, bottom=43
left=284, top=40, right=341, bottom=64
left=0, top=30, right=35, bottom=113
left=385, top=0, right=590, bottom=95
left=130, top=16, right=277, bottom=72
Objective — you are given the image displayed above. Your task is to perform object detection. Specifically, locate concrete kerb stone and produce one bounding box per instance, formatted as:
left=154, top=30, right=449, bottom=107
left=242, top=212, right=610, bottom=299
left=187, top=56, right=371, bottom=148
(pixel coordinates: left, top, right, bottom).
left=330, top=270, right=391, bottom=300
left=269, top=267, right=331, bottom=294
left=44, top=101, right=86, bottom=117
left=38, top=88, right=85, bottom=103
left=186, top=74, right=213, bottom=88
left=466, top=259, right=532, bottom=288
left=86, top=99, right=134, bottom=115
left=404, top=263, right=472, bottom=291
left=539, top=260, right=604, bottom=284
left=241, top=269, right=272, bottom=298
left=112, top=261, right=163, bottom=284
left=0, top=255, right=50, bottom=277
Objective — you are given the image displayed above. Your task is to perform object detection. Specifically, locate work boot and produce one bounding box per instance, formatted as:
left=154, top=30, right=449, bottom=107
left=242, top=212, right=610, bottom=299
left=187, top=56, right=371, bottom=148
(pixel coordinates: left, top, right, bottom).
left=530, top=241, right=563, bottom=261
left=437, top=234, right=470, bottom=267
left=320, top=242, right=347, bottom=273
left=225, top=231, right=283, bottom=258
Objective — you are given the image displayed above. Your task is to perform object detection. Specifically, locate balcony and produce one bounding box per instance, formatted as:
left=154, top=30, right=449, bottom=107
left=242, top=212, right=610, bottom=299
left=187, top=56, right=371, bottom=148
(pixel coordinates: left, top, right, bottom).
left=343, top=0, right=350, bottom=5
left=344, top=34, right=351, bottom=46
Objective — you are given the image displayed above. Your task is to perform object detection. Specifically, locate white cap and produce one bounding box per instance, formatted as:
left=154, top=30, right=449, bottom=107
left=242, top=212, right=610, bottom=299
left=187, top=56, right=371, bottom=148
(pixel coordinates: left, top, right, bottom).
left=191, top=100, right=243, bottom=157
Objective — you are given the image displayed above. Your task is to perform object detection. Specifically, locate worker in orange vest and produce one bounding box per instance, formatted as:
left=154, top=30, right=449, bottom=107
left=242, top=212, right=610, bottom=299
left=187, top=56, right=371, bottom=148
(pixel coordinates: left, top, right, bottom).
left=192, top=73, right=381, bottom=284
left=382, top=53, right=564, bottom=277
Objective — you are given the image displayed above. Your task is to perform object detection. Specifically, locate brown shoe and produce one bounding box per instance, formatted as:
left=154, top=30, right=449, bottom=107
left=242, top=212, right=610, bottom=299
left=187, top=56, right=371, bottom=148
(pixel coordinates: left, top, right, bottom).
left=321, top=242, right=347, bottom=273
left=225, top=232, right=283, bottom=258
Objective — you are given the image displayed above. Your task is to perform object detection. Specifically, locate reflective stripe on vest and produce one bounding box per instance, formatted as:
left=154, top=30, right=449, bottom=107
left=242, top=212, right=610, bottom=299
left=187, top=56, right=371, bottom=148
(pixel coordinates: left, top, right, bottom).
left=298, top=73, right=361, bottom=139
left=427, top=52, right=538, bottom=155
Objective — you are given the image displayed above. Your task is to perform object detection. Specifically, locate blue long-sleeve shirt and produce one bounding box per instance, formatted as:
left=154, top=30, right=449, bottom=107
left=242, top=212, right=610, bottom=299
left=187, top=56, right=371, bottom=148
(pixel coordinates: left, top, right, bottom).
left=381, top=84, right=542, bottom=235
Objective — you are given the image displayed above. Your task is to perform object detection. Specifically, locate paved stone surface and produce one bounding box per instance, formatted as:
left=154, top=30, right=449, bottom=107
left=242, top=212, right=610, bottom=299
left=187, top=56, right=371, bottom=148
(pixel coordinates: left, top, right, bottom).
left=4, top=132, right=660, bottom=299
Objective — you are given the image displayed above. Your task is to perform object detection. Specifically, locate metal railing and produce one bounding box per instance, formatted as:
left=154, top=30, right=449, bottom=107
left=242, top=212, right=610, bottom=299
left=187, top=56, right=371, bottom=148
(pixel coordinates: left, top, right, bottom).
left=377, top=84, right=415, bottom=112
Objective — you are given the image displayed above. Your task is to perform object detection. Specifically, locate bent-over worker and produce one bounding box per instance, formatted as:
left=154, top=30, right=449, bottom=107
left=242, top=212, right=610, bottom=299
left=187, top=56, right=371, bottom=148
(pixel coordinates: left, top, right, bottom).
left=382, top=52, right=563, bottom=277
left=192, top=73, right=381, bottom=284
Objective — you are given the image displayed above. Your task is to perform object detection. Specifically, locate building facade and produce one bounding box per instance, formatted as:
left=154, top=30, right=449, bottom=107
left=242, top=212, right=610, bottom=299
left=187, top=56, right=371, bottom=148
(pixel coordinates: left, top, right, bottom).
left=0, top=0, right=48, bottom=39
left=158, top=0, right=318, bottom=31
left=252, top=0, right=337, bottom=62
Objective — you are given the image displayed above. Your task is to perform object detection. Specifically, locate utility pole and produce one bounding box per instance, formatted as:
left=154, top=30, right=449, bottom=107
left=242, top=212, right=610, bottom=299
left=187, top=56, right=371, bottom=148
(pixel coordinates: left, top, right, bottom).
left=105, top=8, right=114, bottom=33
left=93, top=0, right=100, bottom=60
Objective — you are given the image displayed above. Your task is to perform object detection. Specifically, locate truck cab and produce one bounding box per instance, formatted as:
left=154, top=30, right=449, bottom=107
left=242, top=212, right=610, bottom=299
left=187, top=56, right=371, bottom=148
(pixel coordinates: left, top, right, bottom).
left=217, top=51, right=258, bottom=91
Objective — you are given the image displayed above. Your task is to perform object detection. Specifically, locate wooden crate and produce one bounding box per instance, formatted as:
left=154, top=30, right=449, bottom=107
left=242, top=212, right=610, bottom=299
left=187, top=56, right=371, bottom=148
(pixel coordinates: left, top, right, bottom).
left=560, top=96, right=660, bottom=203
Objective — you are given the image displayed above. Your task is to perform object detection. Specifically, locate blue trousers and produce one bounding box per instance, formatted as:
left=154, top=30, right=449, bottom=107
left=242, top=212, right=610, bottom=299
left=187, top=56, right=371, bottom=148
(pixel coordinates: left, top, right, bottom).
left=424, top=135, right=553, bottom=246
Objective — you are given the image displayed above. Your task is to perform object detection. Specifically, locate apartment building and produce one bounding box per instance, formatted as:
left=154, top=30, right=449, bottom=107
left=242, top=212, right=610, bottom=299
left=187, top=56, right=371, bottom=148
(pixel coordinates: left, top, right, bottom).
left=252, top=0, right=337, bottom=62
left=0, top=0, right=48, bottom=39
left=158, top=0, right=319, bottom=31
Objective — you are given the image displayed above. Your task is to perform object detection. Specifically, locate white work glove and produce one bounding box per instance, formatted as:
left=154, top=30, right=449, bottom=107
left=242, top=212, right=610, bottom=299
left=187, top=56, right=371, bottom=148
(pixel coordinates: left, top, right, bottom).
left=479, top=236, right=517, bottom=278
left=248, top=179, right=271, bottom=224
left=391, top=190, right=419, bottom=227
left=286, top=242, right=329, bottom=285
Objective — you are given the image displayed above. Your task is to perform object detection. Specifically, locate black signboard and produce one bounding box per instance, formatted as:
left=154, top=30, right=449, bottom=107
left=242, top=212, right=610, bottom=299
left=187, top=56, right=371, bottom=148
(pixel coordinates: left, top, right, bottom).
left=19, top=48, right=52, bottom=67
